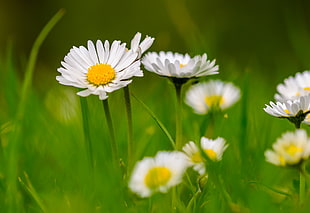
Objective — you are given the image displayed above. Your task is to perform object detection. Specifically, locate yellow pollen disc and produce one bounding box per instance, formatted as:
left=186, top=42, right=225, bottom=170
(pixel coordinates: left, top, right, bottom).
left=278, top=155, right=286, bottom=166
left=304, top=87, right=310, bottom=91
left=144, top=167, right=172, bottom=189
left=284, top=144, right=303, bottom=156
left=191, top=151, right=204, bottom=163
left=284, top=109, right=290, bottom=114
left=204, top=149, right=217, bottom=160
left=205, top=95, right=224, bottom=107
left=87, top=63, right=115, bottom=86
left=180, top=64, right=187, bottom=68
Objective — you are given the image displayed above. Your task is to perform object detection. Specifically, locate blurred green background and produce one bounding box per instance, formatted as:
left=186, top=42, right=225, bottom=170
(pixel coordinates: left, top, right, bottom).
left=1, top=0, right=310, bottom=84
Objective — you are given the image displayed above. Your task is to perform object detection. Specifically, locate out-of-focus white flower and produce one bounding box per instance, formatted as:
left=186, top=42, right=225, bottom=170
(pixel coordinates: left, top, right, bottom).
left=182, top=137, right=228, bottom=175
left=185, top=80, right=241, bottom=114
left=265, top=129, right=310, bottom=166
left=129, top=151, right=189, bottom=197
left=275, top=71, right=310, bottom=102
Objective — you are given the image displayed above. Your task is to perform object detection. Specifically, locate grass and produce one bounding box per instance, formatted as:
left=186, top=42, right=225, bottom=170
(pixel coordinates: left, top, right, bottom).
left=1, top=9, right=310, bottom=213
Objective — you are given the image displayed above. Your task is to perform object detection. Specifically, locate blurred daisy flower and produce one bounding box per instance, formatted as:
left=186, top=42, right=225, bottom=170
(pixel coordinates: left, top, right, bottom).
left=264, top=94, right=310, bottom=128
left=129, top=151, right=188, bottom=197
left=265, top=129, right=310, bottom=166
left=56, top=33, right=154, bottom=100
left=275, top=71, right=310, bottom=102
left=182, top=137, right=228, bottom=175
left=185, top=80, right=241, bottom=114
left=182, top=141, right=206, bottom=175
left=201, top=137, right=228, bottom=162
left=142, top=51, right=219, bottom=81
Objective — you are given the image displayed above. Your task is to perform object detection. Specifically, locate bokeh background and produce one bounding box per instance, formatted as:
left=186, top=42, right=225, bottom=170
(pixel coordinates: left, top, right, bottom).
left=2, top=0, right=310, bottom=86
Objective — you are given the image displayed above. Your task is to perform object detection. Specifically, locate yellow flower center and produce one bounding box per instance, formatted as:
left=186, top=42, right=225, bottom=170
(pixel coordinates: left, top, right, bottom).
left=279, top=155, right=286, bottom=166
left=284, top=109, right=290, bottom=114
left=87, top=63, right=115, bottom=86
left=304, top=87, right=310, bottom=91
left=144, top=167, right=172, bottom=189
left=191, top=151, right=204, bottom=163
left=204, top=149, right=217, bottom=160
left=205, top=95, right=224, bottom=107
left=180, top=64, right=187, bottom=68
left=284, top=144, right=303, bottom=156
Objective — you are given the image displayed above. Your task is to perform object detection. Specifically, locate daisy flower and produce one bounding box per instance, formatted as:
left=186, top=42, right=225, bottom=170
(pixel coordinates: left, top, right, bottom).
left=185, top=80, right=241, bottom=114
left=130, top=32, right=155, bottom=58
left=182, top=137, right=228, bottom=175
left=201, top=137, right=228, bottom=161
left=142, top=51, right=219, bottom=79
left=129, top=151, right=188, bottom=197
left=56, top=33, right=153, bottom=100
left=265, top=129, right=310, bottom=166
left=264, top=94, right=310, bottom=128
left=182, top=141, right=206, bottom=175
left=275, top=71, right=310, bottom=102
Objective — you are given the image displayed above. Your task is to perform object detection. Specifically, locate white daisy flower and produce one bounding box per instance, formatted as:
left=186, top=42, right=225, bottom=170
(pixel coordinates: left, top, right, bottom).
left=142, top=51, right=219, bottom=78
left=129, top=151, right=188, bottom=197
left=275, top=71, right=310, bottom=102
left=182, top=137, right=228, bottom=175
left=182, top=141, right=206, bottom=175
left=265, top=129, right=310, bottom=166
left=200, top=137, right=228, bottom=161
left=57, top=33, right=153, bottom=100
left=185, top=80, right=241, bottom=114
left=130, top=32, right=155, bottom=58
left=264, top=94, right=310, bottom=127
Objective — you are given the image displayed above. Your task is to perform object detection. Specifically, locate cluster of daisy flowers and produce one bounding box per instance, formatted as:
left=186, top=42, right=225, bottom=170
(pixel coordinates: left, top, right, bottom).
left=56, top=32, right=241, bottom=199
left=264, top=71, right=310, bottom=169
left=129, top=136, right=229, bottom=197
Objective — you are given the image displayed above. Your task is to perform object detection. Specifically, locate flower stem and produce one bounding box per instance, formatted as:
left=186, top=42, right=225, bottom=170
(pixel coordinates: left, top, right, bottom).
left=123, top=86, right=133, bottom=170
left=102, top=99, right=119, bottom=167
left=174, top=82, right=183, bottom=150
left=299, top=163, right=306, bottom=206
left=79, top=96, right=94, bottom=170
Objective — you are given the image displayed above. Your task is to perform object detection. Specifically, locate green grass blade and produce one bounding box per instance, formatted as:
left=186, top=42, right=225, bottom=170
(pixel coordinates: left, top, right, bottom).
left=132, top=93, right=176, bottom=149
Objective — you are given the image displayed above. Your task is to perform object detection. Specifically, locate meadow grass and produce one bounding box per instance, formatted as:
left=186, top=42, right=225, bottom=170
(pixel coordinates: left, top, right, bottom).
left=1, top=10, right=310, bottom=213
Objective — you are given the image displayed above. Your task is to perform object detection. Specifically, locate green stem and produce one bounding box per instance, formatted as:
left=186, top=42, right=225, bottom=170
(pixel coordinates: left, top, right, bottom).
left=123, top=86, right=133, bottom=170
left=102, top=99, right=118, bottom=167
left=79, top=97, right=94, bottom=170
left=205, top=112, right=215, bottom=138
left=174, top=83, right=183, bottom=150
left=172, top=187, right=177, bottom=212
left=299, top=163, right=306, bottom=206
left=6, top=9, right=64, bottom=213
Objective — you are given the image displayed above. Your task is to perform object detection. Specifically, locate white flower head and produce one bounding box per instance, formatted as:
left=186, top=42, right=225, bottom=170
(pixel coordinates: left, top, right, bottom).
left=200, top=137, right=228, bottom=161
left=275, top=71, right=310, bottom=102
left=130, top=32, right=155, bottom=59
left=56, top=33, right=153, bottom=100
left=265, top=129, right=310, bottom=166
left=182, top=141, right=206, bottom=175
left=182, top=137, right=228, bottom=175
left=142, top=51, right=219, bottom=78
left=185, top=80, right=241, bottom=114
left=129, top=151, right=189, bottom=197
left=264, top=94, right=310, bottom=127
